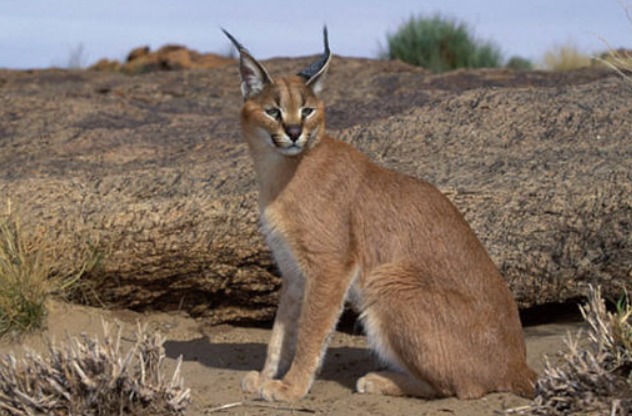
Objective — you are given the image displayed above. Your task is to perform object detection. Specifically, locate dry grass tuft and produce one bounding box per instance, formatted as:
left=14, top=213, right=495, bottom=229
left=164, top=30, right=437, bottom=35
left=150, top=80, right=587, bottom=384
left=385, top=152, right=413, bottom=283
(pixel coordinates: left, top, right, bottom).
left=0, top=203, right=101, bottom=338
left=596, top=2, right=632, bottom=84
left=599, top=48, right=632, bottom=77
left=508, top=285, right=632, bottom=415
left=0, top=214, right=51, bottom=337
left=542, top=44, right=593, bottom=71
left=0, top=321, right=190, bottom=415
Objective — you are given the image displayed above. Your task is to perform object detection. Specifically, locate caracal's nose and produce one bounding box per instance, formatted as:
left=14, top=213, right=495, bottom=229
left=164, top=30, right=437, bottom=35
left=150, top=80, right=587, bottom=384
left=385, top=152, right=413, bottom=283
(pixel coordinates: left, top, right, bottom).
left=285, top=125, right=302, bottom=142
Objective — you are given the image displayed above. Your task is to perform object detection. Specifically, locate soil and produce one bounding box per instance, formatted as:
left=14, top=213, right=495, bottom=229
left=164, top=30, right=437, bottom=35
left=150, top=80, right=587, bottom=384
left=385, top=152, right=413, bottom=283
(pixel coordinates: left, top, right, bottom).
left=0, top=300, right=583, bottom=416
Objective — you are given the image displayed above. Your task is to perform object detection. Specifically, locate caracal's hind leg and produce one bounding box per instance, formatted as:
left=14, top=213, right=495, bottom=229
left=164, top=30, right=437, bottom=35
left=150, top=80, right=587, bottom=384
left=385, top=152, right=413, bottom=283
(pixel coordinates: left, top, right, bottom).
left=357, top=370, right=439, bottom=398
left=356, top=261, right=528, bottom=400
left=355, top=262, right=457, bottom=398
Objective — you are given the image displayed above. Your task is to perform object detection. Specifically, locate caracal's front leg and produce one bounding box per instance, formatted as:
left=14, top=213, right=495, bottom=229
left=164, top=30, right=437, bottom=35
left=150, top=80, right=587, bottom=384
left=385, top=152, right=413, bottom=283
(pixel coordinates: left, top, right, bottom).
left=259, top=266, right=351, bottom=401
left=241, top=274, right=304, bottom=394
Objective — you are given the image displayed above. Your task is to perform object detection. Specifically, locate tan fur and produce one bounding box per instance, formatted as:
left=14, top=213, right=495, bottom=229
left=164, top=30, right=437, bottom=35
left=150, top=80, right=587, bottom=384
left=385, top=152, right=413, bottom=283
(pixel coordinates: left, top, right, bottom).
left=227, top=31, right=537, bottom=402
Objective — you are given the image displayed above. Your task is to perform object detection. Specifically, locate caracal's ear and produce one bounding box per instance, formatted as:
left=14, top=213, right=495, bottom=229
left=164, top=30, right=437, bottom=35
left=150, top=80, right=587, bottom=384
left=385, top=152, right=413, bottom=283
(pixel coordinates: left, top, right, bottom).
left=297, top=26, right=332, bottom=95
left=222, top=28, right=273, bottom=99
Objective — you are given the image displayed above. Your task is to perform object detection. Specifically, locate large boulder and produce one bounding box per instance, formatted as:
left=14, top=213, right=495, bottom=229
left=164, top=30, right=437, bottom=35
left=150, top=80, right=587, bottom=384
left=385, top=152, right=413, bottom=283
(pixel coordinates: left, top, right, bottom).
left=0, top=59, right=629, bottom=324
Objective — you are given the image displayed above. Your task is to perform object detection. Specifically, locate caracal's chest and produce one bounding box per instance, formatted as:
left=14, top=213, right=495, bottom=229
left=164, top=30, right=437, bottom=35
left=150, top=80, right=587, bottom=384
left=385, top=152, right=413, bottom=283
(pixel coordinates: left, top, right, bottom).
left=260, top=204, right=364, bottom=311
left=261, top=205, right=303, bottom=281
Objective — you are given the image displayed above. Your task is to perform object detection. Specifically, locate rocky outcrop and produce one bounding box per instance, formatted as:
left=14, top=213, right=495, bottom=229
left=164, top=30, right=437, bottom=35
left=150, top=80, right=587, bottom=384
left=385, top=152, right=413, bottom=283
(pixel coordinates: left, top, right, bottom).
left=0, top=58, right=629, bottom=324
left=90, top=44, right=235, bottom=73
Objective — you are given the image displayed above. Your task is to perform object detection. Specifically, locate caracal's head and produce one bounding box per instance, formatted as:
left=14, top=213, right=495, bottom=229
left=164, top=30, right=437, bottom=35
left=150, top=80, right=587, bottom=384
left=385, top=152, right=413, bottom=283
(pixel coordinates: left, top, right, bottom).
left=223, top=28, right=331, bottom=157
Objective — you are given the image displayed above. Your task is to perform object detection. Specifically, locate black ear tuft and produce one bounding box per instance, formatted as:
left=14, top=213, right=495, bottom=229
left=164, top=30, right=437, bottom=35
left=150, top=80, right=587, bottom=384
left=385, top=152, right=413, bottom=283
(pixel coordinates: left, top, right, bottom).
left=222, top=28, right=247, bottom=53
left=222, top=28, right=273, bottom=99
left=298, top=26, right=331, bottom=81
left=298, top=27, right=332, bottom=94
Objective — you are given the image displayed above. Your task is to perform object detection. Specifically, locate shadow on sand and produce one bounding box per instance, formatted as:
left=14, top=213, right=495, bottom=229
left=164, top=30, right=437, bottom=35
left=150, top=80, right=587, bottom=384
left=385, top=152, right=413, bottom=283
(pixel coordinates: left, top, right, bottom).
left=164, top=337, right=374, bottom=390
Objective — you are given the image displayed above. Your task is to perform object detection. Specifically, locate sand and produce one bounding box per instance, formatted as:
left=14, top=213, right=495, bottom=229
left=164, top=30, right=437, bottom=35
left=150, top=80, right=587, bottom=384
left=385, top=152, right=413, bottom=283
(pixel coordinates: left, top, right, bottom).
left=0, top=300, right=581, bottom=415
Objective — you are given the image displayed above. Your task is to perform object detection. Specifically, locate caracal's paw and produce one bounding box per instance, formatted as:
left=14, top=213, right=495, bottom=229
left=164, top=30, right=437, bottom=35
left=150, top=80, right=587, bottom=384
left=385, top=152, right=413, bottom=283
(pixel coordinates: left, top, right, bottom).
left=356, top=372, right=405, bottom=396
left=241, top=371, right=264, bottom=394
left=357, top=371, right=438, bottom=398
left=259, top=379, right=306, bottom=402
left=356, top=373, right=382, bottom=394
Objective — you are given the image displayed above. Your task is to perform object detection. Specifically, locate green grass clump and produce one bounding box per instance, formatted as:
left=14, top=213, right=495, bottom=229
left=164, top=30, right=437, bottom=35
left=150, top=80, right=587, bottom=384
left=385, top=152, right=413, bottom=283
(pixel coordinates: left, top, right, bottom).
left=383, top=14, right=503, bottom=73
left=542, top=44, right=592, bottom=71
left=506, top=56, right=534, bottom=70
left=0, top=209, right=100, bottom=338
left=0, top=217, right=49, bottom=336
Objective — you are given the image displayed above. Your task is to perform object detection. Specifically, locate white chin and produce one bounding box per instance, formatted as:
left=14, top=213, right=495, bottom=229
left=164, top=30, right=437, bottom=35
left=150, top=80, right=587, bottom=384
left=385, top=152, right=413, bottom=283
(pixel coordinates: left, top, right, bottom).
left=279, top=146, right=304, bottom=156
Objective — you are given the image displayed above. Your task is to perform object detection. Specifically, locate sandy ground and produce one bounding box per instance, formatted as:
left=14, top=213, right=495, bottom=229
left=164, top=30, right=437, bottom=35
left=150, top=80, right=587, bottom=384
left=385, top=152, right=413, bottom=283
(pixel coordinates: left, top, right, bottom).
left=0, top=300, right=582, bottom=416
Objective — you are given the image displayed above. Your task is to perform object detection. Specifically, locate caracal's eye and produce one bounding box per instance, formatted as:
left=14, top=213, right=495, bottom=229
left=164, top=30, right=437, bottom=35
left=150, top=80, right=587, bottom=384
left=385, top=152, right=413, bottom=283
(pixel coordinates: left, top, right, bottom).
left=265, top=107, right=282, bottom=120
left=301, top=107, right=315, bottom=118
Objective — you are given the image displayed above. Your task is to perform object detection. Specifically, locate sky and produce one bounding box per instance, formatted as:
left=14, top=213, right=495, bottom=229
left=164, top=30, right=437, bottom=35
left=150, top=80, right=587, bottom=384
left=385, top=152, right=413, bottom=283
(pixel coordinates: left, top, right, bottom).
left=1, top=0, right=631, bottom=69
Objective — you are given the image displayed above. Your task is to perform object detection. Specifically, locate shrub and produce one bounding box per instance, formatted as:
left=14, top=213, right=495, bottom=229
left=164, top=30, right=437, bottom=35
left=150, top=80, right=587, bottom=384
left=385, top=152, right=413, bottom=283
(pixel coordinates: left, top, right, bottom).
left=598, top=48, right=632, bottom=74
left=508, top=285, right=632, bottom=415
left=67, top=44, right=88, bottom=69
left=0, top=321, right=190, bottom=415
left=506, top=56, right=534, bottom=70
left=0, top=216, right=50, bottom=336
left=542, top=44, right=592, bottom=71
left=383, top=14, right=503, bottom=73
left=0, top=206, right=100, bottom=338
left=596, top=3, right=632, bottom=85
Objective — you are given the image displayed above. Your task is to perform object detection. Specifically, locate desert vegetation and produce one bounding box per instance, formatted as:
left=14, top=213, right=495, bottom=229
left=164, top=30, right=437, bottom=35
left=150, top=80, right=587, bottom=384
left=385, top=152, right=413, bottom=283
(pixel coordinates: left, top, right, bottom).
left=509, top=286, right=632, bottom=415
left=382, top=8, right=632, bottom=74
left=541, top=43, right=593, bottom=71
left=382, top=14, right=504, bottom=73
left=505, top=56, right=534, bottom=70
left=0, top=207, right=189, bottom=414
left=0, top=216, right=48, bottom=337
left=539, top=3, right=632, bottom=74
left=66, top=44, right=88, bottom=69
left=0, top=206, right=100, bottom=338
left=599, top=48, right=632, bottom=81
left=0, top=322, right=190, bottom=415
left=596, top=4, right=632, bottom=84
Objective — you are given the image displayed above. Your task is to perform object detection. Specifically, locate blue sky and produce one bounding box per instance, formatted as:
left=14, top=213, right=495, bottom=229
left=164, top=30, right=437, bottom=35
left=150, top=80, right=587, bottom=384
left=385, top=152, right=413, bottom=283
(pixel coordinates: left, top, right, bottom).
left=1, top=0, right=630, bottom=69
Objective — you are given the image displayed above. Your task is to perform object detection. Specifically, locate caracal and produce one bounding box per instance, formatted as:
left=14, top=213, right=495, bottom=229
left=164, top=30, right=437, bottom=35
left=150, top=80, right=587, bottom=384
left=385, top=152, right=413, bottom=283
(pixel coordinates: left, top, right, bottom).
left=222, top=27, right=537, bottom=402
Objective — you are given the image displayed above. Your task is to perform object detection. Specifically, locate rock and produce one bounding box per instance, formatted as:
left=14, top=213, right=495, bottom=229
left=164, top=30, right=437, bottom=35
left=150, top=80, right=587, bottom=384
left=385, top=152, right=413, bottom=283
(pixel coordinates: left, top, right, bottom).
left=0, top=59, right=629, bottom=324
left=89, top=45, right=236, bottom=73
left=127, top=46, right=150, bottom=62
left=90, top=58, right=121, bottom=72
